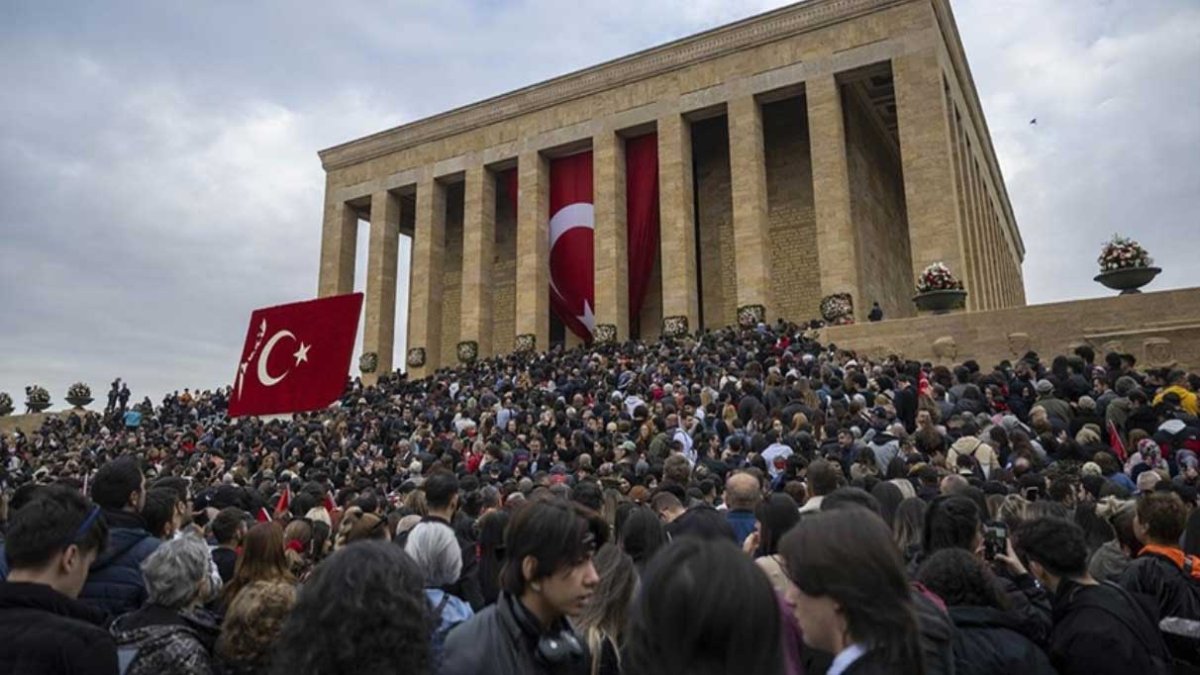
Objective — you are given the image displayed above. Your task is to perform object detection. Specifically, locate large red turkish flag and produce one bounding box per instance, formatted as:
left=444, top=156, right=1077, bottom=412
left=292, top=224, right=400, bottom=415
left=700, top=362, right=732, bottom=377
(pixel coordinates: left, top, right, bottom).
left=549, top=151, right=595, bottom=341
left=228, top=293, right=363, bottom=417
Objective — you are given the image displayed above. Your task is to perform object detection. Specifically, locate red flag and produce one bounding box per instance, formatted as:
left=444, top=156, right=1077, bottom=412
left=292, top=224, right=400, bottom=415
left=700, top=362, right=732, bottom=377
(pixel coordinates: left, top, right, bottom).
left=323, top=491, right=337, bottom=515
left=1108, top=420, right=1127, bottom=462
left=228, top=293, right=363, bottom=417
left=274, top=486, right=291, bottom=516
left=255, top=507, right=272, bottom=523
left=549, top=151, right=594, bottom=341
left=625, top=133, right=659, bottom=324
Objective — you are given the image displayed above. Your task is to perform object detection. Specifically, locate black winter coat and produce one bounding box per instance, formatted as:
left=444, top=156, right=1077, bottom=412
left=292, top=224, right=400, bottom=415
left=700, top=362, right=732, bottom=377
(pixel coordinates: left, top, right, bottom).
left=946, top=605, right=1055, bottom=675
left=1119, top=550, right=1200, bottom=622
left=1049, top=579, right=1171, bottom=675
left=440, top=592, right=587, bottom=675
left=0, top=581, right=119, bottom=675
left=1119, top=550, right=1200, bottom=664
left=79, top=509, right=161, bottom=619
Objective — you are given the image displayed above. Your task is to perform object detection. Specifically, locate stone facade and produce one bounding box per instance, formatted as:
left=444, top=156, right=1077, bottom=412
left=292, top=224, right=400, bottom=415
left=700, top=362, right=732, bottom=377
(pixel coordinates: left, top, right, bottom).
left=317, top=0, right=1025, bottom=378
left=821, top=288, right=1200, bottom=371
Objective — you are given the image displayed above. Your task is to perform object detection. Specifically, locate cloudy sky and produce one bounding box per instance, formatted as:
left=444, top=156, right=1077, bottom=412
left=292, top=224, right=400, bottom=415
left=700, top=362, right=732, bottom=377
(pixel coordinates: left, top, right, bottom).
left=1, top=0, right=1197, bottom=406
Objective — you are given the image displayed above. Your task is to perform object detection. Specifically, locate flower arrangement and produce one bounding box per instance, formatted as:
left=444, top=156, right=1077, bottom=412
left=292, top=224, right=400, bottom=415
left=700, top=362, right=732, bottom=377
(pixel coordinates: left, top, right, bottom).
left=67, top=382, right=92, bottom=400
left=1098, top=234, right=1153, bottom=272
left=915, top=262, right=964, bottom=294
left=25, top=385, right=51, bottom=412
left=0, top=392, right=12, bottom=416
left=819, top=293, right=855, bottom=325
left=457, top=341, right=479, bottom=363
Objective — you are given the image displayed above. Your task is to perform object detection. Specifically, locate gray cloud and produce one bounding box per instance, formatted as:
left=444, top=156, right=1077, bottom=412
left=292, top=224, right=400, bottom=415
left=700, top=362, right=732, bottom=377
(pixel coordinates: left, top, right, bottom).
left=1, top=0, right=1196, bottom=405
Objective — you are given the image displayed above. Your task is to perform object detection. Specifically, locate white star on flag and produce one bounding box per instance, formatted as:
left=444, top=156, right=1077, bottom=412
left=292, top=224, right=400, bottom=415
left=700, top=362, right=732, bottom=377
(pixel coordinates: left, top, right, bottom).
left=293, top=342, right=311, bottom=366
left=576, top=300, right=595, bottom=335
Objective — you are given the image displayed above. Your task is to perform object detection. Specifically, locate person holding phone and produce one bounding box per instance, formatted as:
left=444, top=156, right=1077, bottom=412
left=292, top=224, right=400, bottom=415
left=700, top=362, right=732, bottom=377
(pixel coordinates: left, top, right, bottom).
left=917, top=549, right=1055, bottom=674
left=920, top=495, right=1053, bottom=646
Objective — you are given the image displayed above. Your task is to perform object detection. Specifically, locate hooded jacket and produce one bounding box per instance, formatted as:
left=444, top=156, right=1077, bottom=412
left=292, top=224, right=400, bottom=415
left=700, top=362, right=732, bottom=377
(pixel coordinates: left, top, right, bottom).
left=0, top=581, right=118, bottom=675
left=1088, top=540, right=1131, bottom=583
left=79, top=509, right=161, bottom=618
left=945, top=605, right=1055, bottom=675
left=867, top=431, right=900, bottom=474
left=948, top=436, right=997, bottom=478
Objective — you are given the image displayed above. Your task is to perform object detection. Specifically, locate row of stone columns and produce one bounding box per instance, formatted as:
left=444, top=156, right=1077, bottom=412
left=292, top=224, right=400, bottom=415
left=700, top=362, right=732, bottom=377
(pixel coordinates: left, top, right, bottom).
left=320, top=48, right=985, bottom=383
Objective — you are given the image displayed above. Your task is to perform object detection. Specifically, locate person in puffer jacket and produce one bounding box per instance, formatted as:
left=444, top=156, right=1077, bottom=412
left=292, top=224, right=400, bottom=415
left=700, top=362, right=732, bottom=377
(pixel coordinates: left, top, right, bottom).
left=111, top=534, right=218, bottom=675
left=79, top=458, right=161, bottom=618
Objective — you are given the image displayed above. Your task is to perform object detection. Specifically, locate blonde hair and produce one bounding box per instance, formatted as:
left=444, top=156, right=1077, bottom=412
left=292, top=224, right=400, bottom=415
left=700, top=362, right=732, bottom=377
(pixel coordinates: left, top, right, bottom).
left=217, top=580, right=296, bottom=667
left=996, top=494, right=1030, bottom=529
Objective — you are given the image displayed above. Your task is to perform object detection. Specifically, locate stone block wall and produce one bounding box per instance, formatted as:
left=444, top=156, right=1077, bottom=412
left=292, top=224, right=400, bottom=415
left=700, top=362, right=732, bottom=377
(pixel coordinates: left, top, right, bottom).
left=693, top=116, right=736, bottom=330
left=638, top=253, right=664, bottom=341
left=763, top=97, right=821, bottom=323
left=820, top=287, right=1200, bottom=370
left=439, top=182, right=465, bottom=366
left=492, top=178, right=518, bottom=349
left=844, top=85, right=915, bottom=319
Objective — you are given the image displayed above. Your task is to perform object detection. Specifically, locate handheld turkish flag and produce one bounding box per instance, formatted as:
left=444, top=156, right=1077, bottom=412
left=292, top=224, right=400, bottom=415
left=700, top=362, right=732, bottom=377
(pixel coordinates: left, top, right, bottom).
left=228, top=293, right=363, bottom=418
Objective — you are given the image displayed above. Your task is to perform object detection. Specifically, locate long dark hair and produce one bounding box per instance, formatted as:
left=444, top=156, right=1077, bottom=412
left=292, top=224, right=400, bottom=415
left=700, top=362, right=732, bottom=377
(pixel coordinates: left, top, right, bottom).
left=617, top=506, right=666, bottom=570
left=780, top=508, right=924, bottom=674
left=624, top=537, right=783, bottom=675
left=754, top=492, right=799, bottom=556
left=476, top=509, right=509, bottom=605
left=270, top=542, right=430, bottom=674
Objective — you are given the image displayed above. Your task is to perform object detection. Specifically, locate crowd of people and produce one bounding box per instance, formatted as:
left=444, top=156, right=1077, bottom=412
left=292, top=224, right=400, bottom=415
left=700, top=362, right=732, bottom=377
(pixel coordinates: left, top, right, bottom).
left=2, top=320, right=1200, bottom=674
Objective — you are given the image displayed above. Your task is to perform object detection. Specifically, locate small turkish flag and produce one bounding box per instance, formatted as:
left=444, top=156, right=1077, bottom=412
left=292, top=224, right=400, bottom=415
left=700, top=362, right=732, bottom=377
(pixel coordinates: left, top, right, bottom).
left=228, top=293, right=363, bottom=418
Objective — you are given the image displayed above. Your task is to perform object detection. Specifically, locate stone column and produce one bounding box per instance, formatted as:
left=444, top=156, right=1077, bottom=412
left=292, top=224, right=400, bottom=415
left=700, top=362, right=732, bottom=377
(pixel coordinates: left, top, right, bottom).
left=317, top=197, right=358, bottom=297
left=806, top=75, right=864, bottom=322
left=515, top=150, right=550, bottom=353
left=407, top=175, right=446, bottom=378
left=593, top=129, right=629, bottom=344
left=728, top=95, right=772, bottom=326
left=460, top=164, right=496, bottom=363
left=894, top=49, right=967, bottom=301
left=362, top=191, right=400, bottom=385
left=948, top=104, right=981, bottom=312
left=657, top=112, right=700, bottom=336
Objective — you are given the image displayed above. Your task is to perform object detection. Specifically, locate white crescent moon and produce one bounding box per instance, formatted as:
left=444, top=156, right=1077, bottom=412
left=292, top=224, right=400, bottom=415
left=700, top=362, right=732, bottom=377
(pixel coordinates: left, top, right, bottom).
left=548, top=202, right=594, bottom=300
left=257, top=330, right=295, bottom=387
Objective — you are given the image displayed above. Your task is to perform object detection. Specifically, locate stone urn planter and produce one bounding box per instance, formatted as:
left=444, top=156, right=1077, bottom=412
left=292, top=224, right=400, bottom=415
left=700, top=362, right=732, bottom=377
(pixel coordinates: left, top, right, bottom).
left=65, top=382, right=92, bottom=409
left=913, top=289, right=968, bottom=314
left=24, top=386, right=51, bottom=413
left=26, top=399, right=51, bottom=413
left=1094, top=266, right=1160, bottom=295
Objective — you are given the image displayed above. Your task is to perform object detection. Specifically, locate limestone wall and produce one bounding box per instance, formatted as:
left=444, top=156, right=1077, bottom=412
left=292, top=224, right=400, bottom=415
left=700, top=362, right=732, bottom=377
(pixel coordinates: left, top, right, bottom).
left=693, top=117, right=736, bottom=330
left=764, top=97, right=821, bottom=324
left=820, top=287, right=1200, bottom=369
left=492, top=175, right=518, bottom=352
left=439, top=182, right=465, bottom=366
left=844, top=84, right=914, bottom=319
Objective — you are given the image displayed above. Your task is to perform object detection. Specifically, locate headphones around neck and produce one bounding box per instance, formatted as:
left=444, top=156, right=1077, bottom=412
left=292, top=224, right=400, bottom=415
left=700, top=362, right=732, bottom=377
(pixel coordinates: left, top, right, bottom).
left=536, top=629, right=585, bottom=667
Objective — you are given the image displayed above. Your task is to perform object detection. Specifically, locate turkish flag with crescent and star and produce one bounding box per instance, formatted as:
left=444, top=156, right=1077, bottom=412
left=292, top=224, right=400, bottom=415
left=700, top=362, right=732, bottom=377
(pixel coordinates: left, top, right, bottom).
left=549, top=151, right=595, bottom=341
left=228, top=293, right=363, bottom=417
